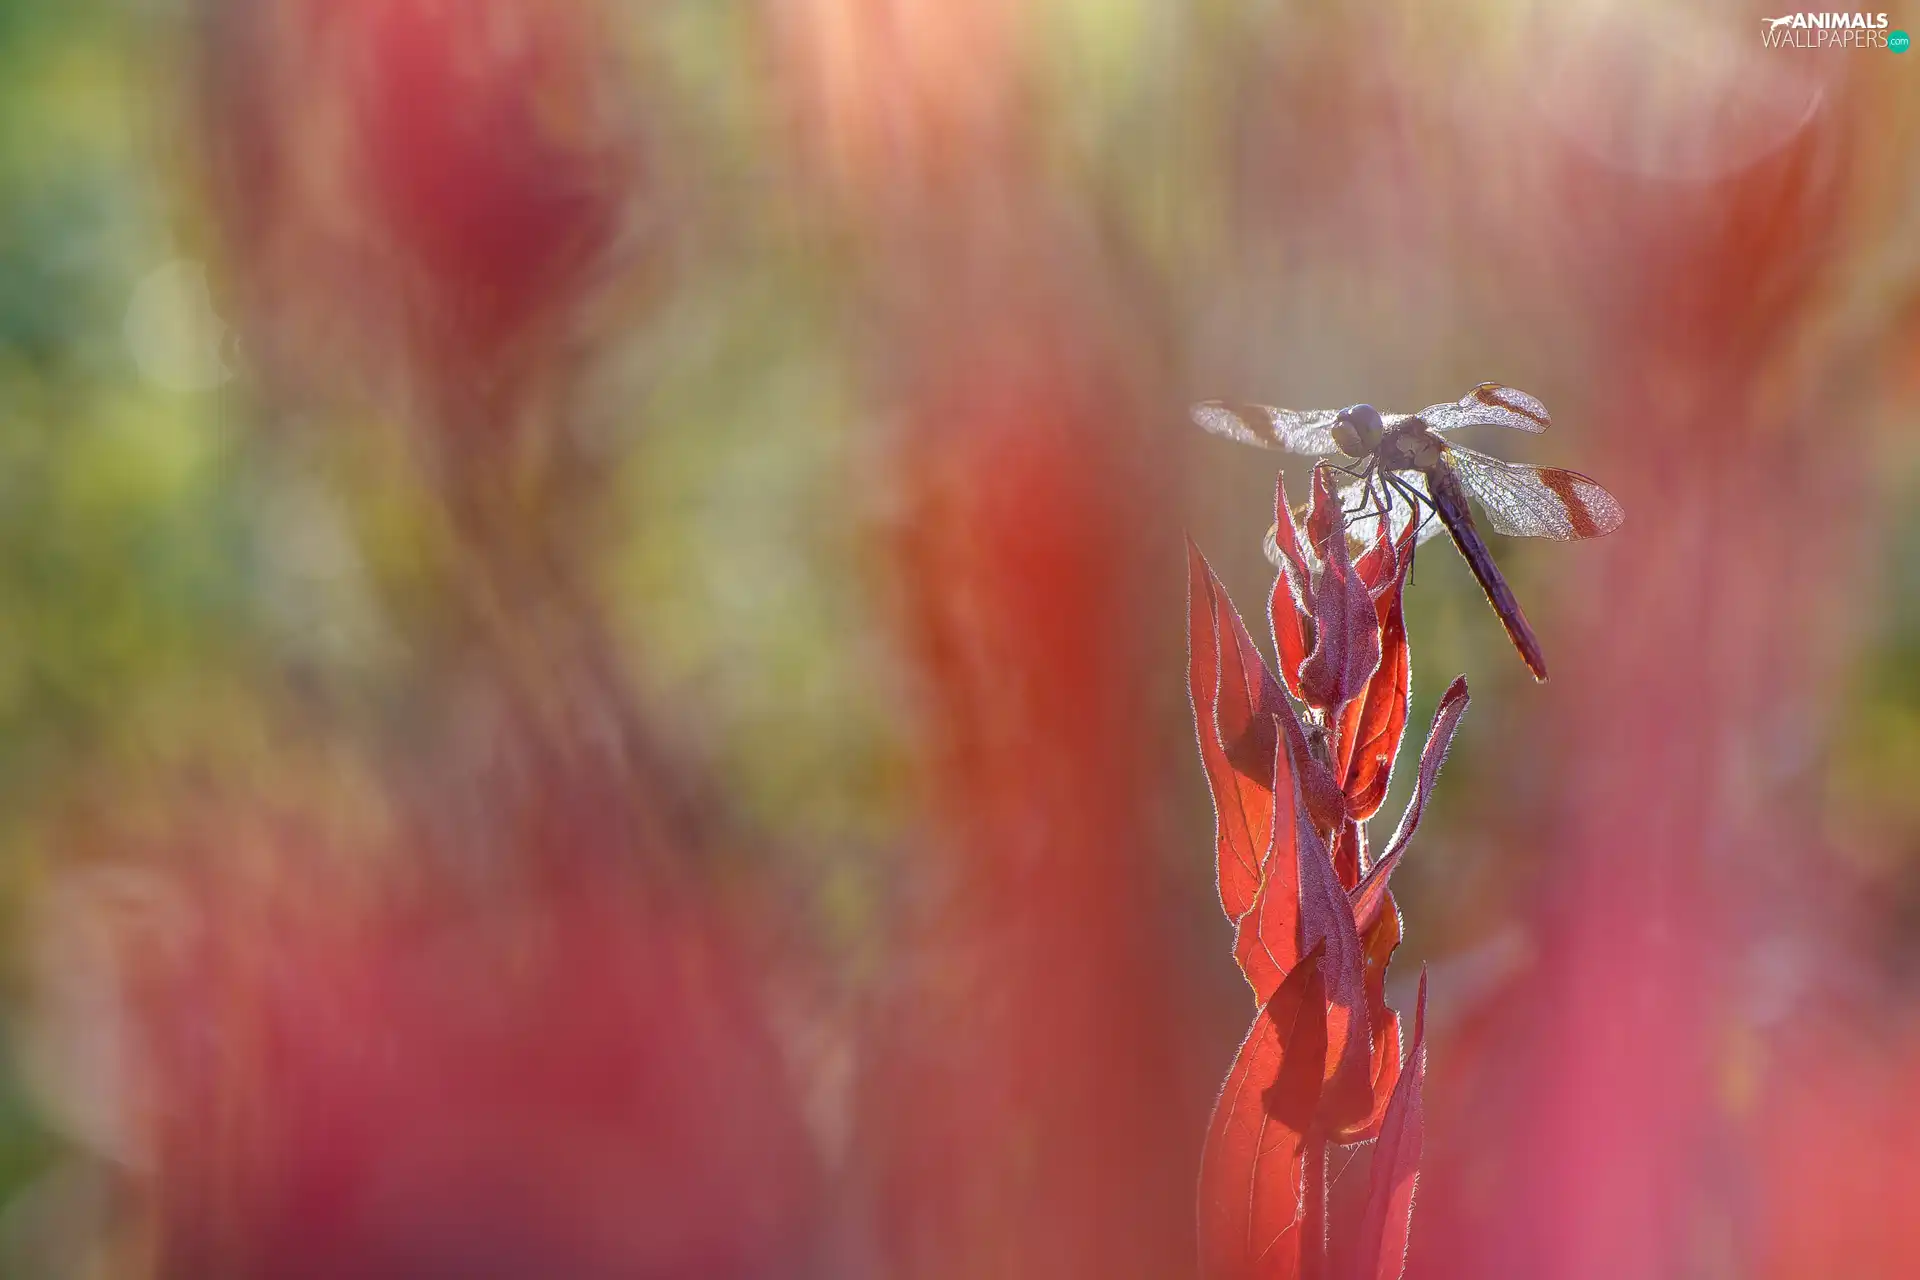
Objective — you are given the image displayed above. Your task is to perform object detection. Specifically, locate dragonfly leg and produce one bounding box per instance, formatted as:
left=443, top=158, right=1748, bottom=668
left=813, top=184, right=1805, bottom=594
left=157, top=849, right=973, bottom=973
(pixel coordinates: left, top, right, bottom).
left=1340, top=462, right=1382, bottom=519
left=1383, top=471, right=1435, bottom=584
left=1367, top=469, right=1392, bottom=524
left=1383, top=471, right=1434, bottom=528
left=1301, top=459, right=1382, bottom=536
left=1414, top=501, right=1440, bottom=544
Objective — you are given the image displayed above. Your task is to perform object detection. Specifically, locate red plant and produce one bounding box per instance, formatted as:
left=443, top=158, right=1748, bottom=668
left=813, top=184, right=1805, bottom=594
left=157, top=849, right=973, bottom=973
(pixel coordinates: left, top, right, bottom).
left=36, top=822, right=824, bottom=1278
left=1188, top=468, right=1468, bottom=1278
left=200, top=0, right=643, bottom=456
left=860, top=281, right=1193, bottom=1279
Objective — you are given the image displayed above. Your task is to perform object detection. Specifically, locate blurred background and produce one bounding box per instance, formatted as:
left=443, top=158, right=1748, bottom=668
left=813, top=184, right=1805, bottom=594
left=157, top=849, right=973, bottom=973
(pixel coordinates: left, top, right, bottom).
left=0, top=0, right=1915, bottom=1275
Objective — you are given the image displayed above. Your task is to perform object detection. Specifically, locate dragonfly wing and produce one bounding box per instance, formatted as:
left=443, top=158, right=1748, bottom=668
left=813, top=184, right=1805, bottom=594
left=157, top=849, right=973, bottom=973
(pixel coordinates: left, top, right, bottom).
left=1444, top=446, right=1624, bottom=540
left=1419, top=383, right=1551, bottom=435
left=1191, top=401, right=1341, bottom=455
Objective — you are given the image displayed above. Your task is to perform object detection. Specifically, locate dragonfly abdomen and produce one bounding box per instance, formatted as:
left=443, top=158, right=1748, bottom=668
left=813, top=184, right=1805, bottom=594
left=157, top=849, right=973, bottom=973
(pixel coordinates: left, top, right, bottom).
left=1424, top=462, right=1550, bottom=681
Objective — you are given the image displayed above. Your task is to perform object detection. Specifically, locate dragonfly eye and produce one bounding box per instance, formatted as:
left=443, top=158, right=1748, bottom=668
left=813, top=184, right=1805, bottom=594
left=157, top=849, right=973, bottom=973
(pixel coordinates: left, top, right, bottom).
left=1333, top=404, right=1385, bottom=457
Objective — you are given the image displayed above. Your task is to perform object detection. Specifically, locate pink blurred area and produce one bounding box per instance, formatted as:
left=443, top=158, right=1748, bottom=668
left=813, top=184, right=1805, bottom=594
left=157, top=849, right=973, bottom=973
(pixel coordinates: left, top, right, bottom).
left=37, top=841, right=820, bottom=1278
left=12, top=0, right=1920, bottom=1277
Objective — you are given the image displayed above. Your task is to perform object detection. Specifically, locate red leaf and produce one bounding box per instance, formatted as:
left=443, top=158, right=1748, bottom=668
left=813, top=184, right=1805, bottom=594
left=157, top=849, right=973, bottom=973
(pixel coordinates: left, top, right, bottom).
left=1277, top=699, right=1351, bottom=834
left=1233, top=729, right=1304, bottom=1004
left=1352, top=507, right=1416, bottom=596
left=1305, top=467, right=1341, bottom=564
left=1344, top=1007, right=1402, bottom=1146
left=1270, top=475, right=1314, bottom=703
left=1294, top=761, right=1375, bottom=1134
left=1233, top=716, right=1349, bottom=1003
left=1334, top=552, right=1413, bottom=822
left=1351, top=677, right=1470, bottom=937
left=1298, top=485, right=1381, bottom=714
left=1337, top=891, right=1404, bottom=1143
left=1262, top=950, right=1332, bottom=1134
left=1270, top=472, right=1313, bottom=587
left=1352, top=971, right=1427, bottom=1280
left=1330, top=816, right=1366, bottom=893
left=1219, top=584, right=1287, bottom=784
left=1189, top=541, right=1283, bottom=923
left=1198, top=952, right=1327, bottom=1280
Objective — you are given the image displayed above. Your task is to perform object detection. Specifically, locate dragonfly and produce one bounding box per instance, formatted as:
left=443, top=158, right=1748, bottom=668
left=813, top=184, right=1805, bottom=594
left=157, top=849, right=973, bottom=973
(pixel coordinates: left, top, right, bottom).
left=1191, top=383, right=1624, bottom=681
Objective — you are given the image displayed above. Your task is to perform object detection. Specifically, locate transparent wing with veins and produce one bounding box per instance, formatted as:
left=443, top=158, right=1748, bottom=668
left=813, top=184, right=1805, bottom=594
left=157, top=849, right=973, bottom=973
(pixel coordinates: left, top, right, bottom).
left=1322, top=443, right=1625, bottom=559
left=1418, top=383, right=1552, bottom=435
left=1442, top=446, right=1625, bottom=540
left=1190, top=401, right=1341, bottom=456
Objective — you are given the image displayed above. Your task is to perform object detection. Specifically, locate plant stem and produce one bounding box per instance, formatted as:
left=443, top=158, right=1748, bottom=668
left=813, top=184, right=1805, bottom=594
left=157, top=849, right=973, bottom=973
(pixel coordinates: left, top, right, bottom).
left=1302, top=1130, right=1329, bottom=1280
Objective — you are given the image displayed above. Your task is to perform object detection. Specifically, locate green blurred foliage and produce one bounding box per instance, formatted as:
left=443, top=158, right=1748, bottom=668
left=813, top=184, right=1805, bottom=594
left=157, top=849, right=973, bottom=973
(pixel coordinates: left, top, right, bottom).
left=0, top=0, right=266, bottom=1216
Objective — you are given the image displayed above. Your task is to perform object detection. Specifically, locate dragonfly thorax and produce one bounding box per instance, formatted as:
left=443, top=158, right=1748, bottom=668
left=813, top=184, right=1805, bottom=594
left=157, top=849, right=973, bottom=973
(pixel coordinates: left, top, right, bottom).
left=1376, top=420, right=1445, bottom=471
left=1332, top=404, right=1385, bottom=459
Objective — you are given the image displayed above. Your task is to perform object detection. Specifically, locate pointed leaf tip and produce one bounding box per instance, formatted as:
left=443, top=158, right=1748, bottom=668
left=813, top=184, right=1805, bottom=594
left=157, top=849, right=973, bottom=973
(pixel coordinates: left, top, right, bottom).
left=1267, top=474, right=1316, bottom=705
left=1188, top=543, right=1283, bottom=925
left=1187, top=539, right=1348, bottom=948
left=1352, top=499, right=1416, bottom=597
left=1334, top=544, right=1414, bottom=821
left=1270, top=471, right=1311, bottom=587
left=1306, top=465, right=1341, bottom=560
left=1351, top=677, right=1469, bottom=936
left=1298, top=505, right=1382, bottom=713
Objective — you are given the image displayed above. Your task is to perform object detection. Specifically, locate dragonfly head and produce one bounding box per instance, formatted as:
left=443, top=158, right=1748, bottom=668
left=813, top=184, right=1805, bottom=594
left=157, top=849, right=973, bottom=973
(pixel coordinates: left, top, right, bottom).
left=1333, top=404, right=1385, bottom=458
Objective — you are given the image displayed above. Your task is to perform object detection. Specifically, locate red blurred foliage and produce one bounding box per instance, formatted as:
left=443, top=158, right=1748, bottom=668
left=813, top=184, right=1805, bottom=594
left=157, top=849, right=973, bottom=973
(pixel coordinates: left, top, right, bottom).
left=42, top=824, right=822, bottom=1279
left=786, top=1, right=1209, bottom=1271
left=1405, top=40, right=1908, bottom=1280
left=55, top=10, right=825, bottom=1275
left=199, top=0, right=641, bottom=445
left=1188, top=474, right=1466, bottom=1279
left=858, top=276, right=1197, bottom=1279
left=351, top=0, right=627, bottom=368
left=1757, top=1023, right=1920, bottom=1277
